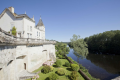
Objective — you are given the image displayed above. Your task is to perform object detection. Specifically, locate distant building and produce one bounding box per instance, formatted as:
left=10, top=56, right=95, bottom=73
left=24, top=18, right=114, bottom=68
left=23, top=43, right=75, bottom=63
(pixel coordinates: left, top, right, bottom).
left=0, top=7, right=45, bottom=40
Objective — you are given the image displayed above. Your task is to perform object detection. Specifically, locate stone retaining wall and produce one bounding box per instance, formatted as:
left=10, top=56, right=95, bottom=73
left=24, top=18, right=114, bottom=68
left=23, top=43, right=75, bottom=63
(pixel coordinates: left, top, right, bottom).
left=64, top=54, right=91, bottom=80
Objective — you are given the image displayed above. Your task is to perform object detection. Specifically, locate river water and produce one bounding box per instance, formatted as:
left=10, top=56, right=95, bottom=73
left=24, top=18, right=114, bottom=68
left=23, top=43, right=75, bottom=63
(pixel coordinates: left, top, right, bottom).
left=67, top=49, right=120, bottom=80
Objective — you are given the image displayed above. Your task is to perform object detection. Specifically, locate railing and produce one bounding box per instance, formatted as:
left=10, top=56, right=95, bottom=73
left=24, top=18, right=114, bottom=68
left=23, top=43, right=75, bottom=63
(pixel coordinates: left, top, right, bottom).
left=0, top=27, right=56, bottom=45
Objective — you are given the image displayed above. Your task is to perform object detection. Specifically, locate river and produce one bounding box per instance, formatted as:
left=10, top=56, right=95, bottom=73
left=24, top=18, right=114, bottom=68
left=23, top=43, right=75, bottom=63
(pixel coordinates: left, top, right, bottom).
left=67, top=48, right=120, bottom=80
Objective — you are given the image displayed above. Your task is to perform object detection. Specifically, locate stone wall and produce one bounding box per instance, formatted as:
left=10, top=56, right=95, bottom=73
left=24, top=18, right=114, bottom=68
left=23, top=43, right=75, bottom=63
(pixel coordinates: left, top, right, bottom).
left=0, top=44, right=56, bottom=80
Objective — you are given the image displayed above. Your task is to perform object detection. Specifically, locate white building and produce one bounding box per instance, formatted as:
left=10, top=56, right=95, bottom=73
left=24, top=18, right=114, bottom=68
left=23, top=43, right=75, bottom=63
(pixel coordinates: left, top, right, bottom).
left=0, top=7, right=45, bottom=40
left=0, top=7, right=56, bottom=80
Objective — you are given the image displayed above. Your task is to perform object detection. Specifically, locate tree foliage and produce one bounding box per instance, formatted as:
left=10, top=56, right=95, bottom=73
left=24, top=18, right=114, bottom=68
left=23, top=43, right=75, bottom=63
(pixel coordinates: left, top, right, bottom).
left=70, top=34, right=89, bottom=58
left=84, top=30, right=120, bottom=54
left=48, top=73, right=59, bottom=80
left=69, top=71, right=79, bottom=80
left=12, top=26, right=16, bottom=36
left=55, top=42, right=70, bottom=55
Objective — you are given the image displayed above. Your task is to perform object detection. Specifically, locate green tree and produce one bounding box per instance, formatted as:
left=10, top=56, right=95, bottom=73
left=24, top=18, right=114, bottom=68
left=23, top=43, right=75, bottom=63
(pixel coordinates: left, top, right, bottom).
left=55, top=42, right=70, bottom=55
left=70, top=34, right=88, bottom=59
left=12, top=26, right=16, bottom=36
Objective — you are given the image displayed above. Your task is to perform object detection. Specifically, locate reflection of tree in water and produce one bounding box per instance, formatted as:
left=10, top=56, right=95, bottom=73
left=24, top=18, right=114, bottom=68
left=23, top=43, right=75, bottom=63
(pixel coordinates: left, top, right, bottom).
left=70, top=34, right=89, bottom=62
left=86, top=53, right=120, bottom=74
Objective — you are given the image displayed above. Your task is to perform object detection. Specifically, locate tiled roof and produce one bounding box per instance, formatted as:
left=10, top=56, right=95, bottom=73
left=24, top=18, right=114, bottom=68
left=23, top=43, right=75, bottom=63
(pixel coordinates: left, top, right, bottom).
left=0, top=8, right=35, bottom=22
left=36, top=17, right=44, bottom=27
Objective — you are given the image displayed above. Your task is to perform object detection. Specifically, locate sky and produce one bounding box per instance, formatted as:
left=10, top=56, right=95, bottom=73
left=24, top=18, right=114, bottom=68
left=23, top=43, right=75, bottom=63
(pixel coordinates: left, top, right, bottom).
left=0, top=0, right=120, bottom=42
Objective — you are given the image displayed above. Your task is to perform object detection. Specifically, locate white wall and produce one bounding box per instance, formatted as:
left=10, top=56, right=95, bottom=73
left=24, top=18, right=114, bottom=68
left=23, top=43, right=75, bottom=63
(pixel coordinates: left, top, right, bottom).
left=23, top=18, right=35, bottom=38
left=0, top=44, right=56, bottom=80
left=0, top=10, right=24, bottom=38
left=34, top=27, right=42, bottom=39
left=0, top=10, right=23, bottom=32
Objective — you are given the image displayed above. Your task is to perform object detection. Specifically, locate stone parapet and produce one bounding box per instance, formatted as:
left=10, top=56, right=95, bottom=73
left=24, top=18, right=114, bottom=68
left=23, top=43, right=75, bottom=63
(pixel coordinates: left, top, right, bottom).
left=0, top=28, right=56, bottom=46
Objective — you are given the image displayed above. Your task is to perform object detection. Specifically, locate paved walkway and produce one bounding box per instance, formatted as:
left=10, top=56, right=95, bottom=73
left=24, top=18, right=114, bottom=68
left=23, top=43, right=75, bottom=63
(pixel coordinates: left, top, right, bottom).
left=18, top=70, right=37, bottom=80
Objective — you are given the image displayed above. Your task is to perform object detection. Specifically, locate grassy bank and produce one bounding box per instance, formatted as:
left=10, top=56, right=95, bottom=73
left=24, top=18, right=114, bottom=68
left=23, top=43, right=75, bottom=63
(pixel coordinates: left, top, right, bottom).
left=27, top=59, right=84, bottom=80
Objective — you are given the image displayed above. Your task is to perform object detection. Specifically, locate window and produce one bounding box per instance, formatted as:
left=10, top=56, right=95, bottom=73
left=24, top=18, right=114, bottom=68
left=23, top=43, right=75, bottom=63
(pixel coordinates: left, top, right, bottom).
left=39, top=32, right=40, bottom=37
left=30, top=26, right=32, bottom=32
left=30, top=34, right=32, bottom=38
left=27, top=33, right=29, bottom=38
left=37, top=31, right=38, bottom=36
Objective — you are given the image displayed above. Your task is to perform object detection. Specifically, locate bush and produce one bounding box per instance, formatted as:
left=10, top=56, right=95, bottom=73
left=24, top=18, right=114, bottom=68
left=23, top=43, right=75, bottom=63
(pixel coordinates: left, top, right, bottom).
left=73, top=61, right=78, bottom=64
left=65, top=62, right=70, bottom=67
left=12, top=26, right=16, bottom=36
left=56, top=59, right=62, bottom=67
left=71, top=64, right=79, bottom=71
left=42, top=65, right=51, bottom=74
left=79, top=64, right=85, bottom=70
left=68, top=57, right=74, bottom=61
left=58, top=55, right=62, bottom=59
left=57, top=68, right=65, bottom=76
left=69, top=71, right=79, bottom=80
left=49, top=73, right=59, bottom=80
left=50, top=66, right=54, bottom=71
left=62, top=55, right=66, bottom=59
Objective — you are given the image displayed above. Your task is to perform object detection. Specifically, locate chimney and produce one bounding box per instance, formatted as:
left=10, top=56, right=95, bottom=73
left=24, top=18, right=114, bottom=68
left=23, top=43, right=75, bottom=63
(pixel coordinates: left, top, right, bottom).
left=8, top=7, right=14, bottom=13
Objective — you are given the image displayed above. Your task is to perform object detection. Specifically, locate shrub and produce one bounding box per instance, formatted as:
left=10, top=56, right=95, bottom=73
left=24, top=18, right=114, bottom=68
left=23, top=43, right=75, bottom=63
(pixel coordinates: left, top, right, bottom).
left=71, top=64, right=79, bottom=71
left=57, top=68, right=65, bottom=76
left=58, top=55, right=62, bottom=59
left=55, top=52, right=58, bottom=56
left=12, top=26, right=16, bottom=36
left=69, top=71, right=79, bottom=80
left=50, top=66, right=54, bottom=71
left=65, top=62, right=70, bottom=67
left=73, top=61, right=78, bottom=64
left=68, top=57, right=74, bottom=61
left=79, top=64, right=85, bottom=70
left=56, top=59, right=62, bottom=67
left=62, top=55, right=66, bottom=59
left=49, top=73, right=59, bottom=80
left=42, top=65, right=51, bottom=74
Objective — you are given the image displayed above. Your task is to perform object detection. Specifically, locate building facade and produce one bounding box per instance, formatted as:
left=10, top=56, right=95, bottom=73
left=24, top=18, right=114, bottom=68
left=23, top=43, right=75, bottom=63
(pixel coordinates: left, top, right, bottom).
left=0, top=7, right=45, bottom=40
left=0, top=7, right=55, bottom=80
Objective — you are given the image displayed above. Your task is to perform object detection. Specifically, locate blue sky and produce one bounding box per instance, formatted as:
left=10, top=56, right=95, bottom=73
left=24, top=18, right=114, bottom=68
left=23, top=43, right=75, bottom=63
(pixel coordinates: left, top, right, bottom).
left=0, top=0, right=120, bottom=42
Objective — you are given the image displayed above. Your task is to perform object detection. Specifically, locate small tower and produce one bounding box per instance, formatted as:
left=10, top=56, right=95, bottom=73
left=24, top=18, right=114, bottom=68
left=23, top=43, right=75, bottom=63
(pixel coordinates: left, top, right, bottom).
left=36, top=16, right=45, bottom=27
left=36, top=16, right=45, bottom=40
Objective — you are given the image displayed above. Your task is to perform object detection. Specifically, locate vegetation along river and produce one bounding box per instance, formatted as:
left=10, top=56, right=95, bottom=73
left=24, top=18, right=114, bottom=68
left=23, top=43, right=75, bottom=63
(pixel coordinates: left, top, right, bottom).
left=67, top=48, right=120, bottom=80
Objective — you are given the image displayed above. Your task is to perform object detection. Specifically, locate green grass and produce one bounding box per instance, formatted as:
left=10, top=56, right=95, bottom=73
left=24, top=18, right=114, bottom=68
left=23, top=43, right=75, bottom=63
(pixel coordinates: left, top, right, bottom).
left=27, top=59, right=84, bottom=80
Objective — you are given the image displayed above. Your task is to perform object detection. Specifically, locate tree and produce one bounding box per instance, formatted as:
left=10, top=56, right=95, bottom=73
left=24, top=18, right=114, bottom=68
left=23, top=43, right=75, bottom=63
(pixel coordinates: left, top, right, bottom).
left=70, top=34, right=88, bottom=59
left=55, top=42, right=70, bottom=55
left=12, top=26, right=16, bottom=36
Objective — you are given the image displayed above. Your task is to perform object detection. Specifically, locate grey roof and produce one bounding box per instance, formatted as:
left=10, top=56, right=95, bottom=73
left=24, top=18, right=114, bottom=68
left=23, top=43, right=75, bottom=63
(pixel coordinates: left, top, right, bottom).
left=0, top=8, right=35, bottom=23
left=36, top=17, right=44, bottom=27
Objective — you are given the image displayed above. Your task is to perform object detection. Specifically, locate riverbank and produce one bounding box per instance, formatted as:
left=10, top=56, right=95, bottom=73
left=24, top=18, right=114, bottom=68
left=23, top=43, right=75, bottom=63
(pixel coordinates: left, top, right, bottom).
left=67, top=48, right=120, bottom=80
left=64, top=54, right=99, bottom=80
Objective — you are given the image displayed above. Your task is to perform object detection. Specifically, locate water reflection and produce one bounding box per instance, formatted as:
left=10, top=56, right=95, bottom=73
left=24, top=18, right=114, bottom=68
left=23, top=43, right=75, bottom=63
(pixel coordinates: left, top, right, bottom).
left=87, top=52, right=120, bottom=74
left=67, top=49, right=120, bottom=80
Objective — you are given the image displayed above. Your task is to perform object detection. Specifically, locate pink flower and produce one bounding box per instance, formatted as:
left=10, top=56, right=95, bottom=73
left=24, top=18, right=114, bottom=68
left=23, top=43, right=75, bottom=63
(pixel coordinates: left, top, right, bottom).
left=36, top=75, right=39, bottom=78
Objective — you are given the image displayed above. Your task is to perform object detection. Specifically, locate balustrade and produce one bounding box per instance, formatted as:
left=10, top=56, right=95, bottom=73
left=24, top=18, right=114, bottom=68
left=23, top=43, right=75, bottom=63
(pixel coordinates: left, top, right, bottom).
left=0, top=27, right=56, bottom=45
